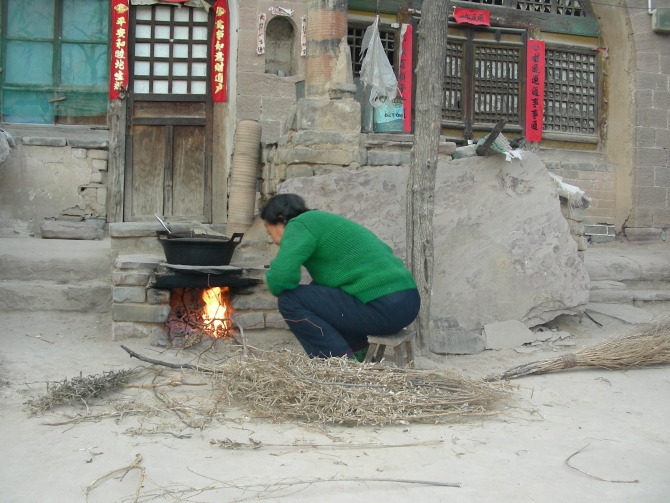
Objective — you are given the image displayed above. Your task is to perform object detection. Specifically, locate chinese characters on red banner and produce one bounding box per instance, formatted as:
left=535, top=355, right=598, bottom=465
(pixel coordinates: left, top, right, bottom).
left=109, top=0, right=129, bottom=99
left=211, top=0, right=229, bottom=102
left=525, top=40, right=545, bottom=142
left=398, top=24, right=413, bottom=132
left=453, top=8, right=491, bottom=26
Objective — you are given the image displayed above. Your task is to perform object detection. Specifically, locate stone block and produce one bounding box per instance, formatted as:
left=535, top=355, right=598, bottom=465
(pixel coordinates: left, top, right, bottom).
left=233, top=291, right=277, bottom=310
left=636, top=147, right=668, bottom=166
left=71, top=148, right=87, bottom=159
left=114, top=254, right=164, bottom=269
left=624, top=227, right=664, bottom=242
left=635, top=71, right=668, bottom=91
left=484, top=320, right=536, bottom=350
left=87, top=149, right=109, bottom=160
left=112, top=271, right=151, bottom=286
left=284, top=164, right=315, bottom=178
left=90, top=172, right=103, bottom=184
left=367, top=150, right=411, bottom=166
left=113, top=286, right=146, bottom=303
left=636, top=186, right=667, bottom=209
left=92, top=159, right=108, bottom=171
left=147, top=288, right=170, bottom=305
left=288, top=147, right=355, bottom=165
left=112, top=322, right=150, bottom=341
left=265, top=311, right=289, bottom=330
left=22, top=137, right=67, bottom=147
left=68, top=138, right=109, bottom=149
left=112, top=304, right=171, bottom=323
left=637, top=108, right=668, bottom=128
left=429, top=316, right=486, bottom=355
left=293, top=131, right=361, bottom=148
left=40, top=219, right=104, bottom=240
left=296, top=98, right=361, bottom=133
left=234, top=311, right=265, bottom=329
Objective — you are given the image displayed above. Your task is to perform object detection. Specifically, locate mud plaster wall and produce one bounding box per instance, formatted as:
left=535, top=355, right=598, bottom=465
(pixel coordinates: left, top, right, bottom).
left=0, top=128, right=109, bottom=237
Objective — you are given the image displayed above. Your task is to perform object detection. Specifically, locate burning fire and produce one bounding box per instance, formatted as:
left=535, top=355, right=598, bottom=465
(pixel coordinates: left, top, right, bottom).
left=166, top=286, right=235, bottom=347
left=201, top=286, right=233, bottom=334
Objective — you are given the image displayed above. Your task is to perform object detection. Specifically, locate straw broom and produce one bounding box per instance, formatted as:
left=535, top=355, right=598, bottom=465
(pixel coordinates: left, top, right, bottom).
left=487, top=316, right=670, bottom=381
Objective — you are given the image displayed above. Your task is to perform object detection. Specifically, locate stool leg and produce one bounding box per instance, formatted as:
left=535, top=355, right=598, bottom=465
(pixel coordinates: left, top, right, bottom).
left=363, top=343, right=378, bottom=363
left=374, top=344, right=386, bottom=363
left=405, top=339, right=414, bottom=368
left=394, top=345, right=404, bottom=368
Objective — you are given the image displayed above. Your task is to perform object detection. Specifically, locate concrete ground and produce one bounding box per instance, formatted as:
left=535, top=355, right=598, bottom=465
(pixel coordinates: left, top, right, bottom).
left=0, top=238, right=669, bottom=502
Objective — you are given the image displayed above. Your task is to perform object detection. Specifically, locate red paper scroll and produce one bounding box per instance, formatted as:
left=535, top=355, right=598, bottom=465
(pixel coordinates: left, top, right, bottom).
left=399, top=24, right=413, bottom=132
left=211, top=0, right=229, bottom=102
left=525, top=40, right=545, bottom=142
left=453, top=8, right=490, bottom=26
left=109, top=0, right=129, bottom=99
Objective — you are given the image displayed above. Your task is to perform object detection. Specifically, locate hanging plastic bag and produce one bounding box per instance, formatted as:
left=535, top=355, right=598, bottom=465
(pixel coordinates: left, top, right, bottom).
left=359, top=16, right=399, bottom=108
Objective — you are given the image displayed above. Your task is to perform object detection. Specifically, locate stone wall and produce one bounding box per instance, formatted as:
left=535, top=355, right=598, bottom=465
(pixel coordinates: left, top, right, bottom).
left=0, top=125, right=109, bottom=237
left=236, top=1, right=307, bottom=144
left=627, top=0, right=670, bottom=240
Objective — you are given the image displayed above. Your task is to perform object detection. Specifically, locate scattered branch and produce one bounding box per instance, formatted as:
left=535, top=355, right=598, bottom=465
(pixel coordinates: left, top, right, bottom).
left=84, top=453, right=146, bottom=501
left=565, top=444, right=639, bottom=484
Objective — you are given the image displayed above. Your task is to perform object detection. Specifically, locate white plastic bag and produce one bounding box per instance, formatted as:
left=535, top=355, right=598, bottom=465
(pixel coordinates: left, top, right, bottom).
left=359, top=16, right=399, bottom=108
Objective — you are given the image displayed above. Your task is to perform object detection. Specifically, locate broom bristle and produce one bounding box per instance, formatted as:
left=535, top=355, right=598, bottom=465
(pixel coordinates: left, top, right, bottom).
left=488, top=316, right=670, bottom=381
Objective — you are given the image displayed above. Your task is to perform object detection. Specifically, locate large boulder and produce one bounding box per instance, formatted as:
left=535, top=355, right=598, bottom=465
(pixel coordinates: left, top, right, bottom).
left=279, top=152, right=590, bottom=352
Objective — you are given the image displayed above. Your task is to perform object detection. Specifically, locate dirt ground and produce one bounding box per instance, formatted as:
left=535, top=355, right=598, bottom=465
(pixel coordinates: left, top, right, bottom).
left=1, top=304, right=669, bottom=503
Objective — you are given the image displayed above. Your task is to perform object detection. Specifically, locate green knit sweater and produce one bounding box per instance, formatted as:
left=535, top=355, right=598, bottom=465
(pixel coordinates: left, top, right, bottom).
left=266, top=211, right=416, bottom=303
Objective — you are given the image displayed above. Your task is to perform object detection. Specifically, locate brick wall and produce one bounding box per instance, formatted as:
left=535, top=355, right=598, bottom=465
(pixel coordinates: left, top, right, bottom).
left=628, top=0, right=670, bottom=239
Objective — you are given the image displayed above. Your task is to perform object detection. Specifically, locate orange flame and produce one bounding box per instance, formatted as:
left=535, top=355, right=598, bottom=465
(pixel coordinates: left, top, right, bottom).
left=201, top=287, right=232, bottom=334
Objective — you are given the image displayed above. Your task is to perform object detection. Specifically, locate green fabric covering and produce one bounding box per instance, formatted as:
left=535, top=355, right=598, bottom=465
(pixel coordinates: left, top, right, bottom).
left=266, top=211, right=416, bottom=303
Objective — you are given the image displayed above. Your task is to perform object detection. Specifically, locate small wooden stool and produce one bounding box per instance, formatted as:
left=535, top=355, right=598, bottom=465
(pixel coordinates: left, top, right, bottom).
left=363, top=330, right=416, bottom=368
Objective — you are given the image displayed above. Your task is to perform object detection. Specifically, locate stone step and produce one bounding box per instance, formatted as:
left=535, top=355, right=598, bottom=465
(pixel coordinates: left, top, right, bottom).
left=0, top=238, right=111, bottom=283
left=0, top=279, right=111, bottom=313
left=0, top=238, right=112, bottom=312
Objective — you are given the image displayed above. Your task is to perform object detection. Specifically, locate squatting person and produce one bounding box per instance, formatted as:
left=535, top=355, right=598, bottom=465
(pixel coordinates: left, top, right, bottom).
left=260, top=193, right=420, bottom=360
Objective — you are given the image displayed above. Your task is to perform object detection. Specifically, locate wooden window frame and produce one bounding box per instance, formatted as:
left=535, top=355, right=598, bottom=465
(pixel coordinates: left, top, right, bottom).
left=0, top=0, right=109, bottom=125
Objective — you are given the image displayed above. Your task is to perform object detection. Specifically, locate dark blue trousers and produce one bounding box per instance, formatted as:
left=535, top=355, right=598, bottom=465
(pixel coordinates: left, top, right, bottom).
left=277, top=285, right=421, bottom=358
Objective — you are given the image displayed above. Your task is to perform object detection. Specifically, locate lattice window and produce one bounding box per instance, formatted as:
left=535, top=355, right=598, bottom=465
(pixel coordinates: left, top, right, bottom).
left=131, top=5, right=209, bottom=95
left=348, top=25, right=397, bottom=77
left=442, top=27, right=524, bottom=138
left=443, top=42, right=464, bottom=122
left=544, top=47, right=598, bottom=135
left=516, top=0, right=586, bottom=16
left=473, top=46, right=520, bottom=125
left=457, top=0, right=589, bottom=17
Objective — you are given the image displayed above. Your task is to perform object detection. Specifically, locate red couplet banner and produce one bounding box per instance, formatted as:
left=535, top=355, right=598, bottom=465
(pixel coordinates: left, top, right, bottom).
left=525, top=40, right=545, bottom=142
left=109, top=0, right=130, bottom=99
left=211, top=0, right=229, bottom=102
left=453, top=8, right=491, bottom=26
left=399, top=24, right=413, bottom=132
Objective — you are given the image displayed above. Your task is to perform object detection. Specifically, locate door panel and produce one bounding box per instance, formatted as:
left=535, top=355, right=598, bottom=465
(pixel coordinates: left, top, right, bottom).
left=172, top=126, right=207, bottom=216
left=124, top=4, right=212, bottom=222
left=130, top=125, right=165, bottom=217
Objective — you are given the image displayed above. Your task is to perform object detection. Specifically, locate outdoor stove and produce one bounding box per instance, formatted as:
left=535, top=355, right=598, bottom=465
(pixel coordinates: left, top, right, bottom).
left=110, top=229, right=275, bottom=346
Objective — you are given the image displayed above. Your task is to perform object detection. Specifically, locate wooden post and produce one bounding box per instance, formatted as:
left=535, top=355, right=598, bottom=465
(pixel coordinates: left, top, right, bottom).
left=406, top=0, right=450, bottom=349
left=107, top=99, right=127, bottom=223
left=476, top=118, right=507, bottom=156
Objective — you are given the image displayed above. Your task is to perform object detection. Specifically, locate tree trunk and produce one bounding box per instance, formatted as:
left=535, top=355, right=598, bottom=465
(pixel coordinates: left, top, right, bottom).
left=406, top=0, right=450, bottom=349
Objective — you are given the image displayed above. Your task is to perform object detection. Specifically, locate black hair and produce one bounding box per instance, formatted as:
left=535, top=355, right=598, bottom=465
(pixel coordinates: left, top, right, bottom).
left=260, top=193, right=310, bottom=225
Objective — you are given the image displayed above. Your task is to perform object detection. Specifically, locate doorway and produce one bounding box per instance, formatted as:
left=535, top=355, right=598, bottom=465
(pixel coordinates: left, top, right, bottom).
left=125, top=4, right=212, bottom=222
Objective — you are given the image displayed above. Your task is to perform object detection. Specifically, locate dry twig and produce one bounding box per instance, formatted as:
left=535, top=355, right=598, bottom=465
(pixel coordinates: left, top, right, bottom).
left=565, top=444, right=639, bottom=484
left=84, top=453, right=146, bottom=501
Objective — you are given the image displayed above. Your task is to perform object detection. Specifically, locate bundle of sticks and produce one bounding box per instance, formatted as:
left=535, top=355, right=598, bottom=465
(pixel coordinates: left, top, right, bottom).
left=487, top=316, right=670, bottom=381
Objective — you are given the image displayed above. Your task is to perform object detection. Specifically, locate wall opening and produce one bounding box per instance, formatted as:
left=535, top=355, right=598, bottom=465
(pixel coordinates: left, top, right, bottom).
left=264, top=17, right=295, bottom=77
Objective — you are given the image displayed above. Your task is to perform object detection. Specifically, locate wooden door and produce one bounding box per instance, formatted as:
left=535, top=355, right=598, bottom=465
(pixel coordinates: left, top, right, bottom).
left=125, top=4, right=212, bottom=222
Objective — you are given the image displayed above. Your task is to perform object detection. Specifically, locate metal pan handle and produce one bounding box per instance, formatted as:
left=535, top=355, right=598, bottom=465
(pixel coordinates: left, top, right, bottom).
left=230, top=233, right=244, bottom=243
